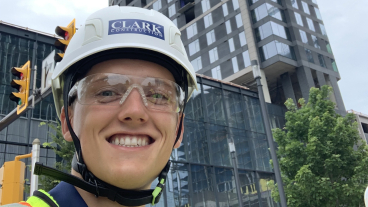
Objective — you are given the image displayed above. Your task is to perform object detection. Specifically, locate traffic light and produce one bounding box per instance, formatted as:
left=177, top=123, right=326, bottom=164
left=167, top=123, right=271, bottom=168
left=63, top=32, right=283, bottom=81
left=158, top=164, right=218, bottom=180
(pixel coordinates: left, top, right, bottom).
left=0, top=159, right=26, bottom=205
left=9, top=60, right=31, bottom=115
left=54, top=19, right=76, bottom=62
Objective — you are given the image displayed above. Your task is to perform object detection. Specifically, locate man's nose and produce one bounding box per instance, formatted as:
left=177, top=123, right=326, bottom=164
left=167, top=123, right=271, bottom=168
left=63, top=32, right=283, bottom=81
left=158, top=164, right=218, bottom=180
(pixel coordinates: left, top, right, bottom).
left=117, top=89, right=149, bottom=124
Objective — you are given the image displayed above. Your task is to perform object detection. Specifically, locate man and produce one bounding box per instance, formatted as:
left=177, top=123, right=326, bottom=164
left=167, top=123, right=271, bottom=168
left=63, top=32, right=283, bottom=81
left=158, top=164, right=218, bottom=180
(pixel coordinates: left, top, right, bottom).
left=9, top=5, right=197, bottom=207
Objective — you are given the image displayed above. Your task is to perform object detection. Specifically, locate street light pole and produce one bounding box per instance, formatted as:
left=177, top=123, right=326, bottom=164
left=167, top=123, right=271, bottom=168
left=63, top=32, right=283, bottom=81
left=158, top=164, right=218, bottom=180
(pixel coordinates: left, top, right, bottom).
left=228, top=141, right=243, bottom=207
left=251, top=60, right=287, bottom=207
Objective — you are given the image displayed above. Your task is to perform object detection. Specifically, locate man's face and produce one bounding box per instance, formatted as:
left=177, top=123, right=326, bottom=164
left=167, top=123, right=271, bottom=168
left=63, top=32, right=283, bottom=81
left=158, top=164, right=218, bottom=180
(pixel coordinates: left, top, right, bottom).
left=61, top=59, right=182, bottom=190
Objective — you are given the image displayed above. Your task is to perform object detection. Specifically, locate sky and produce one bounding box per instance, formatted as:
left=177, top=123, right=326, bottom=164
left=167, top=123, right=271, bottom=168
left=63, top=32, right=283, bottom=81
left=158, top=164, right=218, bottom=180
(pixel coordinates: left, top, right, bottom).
left=0, top=0, right=367, bottom=114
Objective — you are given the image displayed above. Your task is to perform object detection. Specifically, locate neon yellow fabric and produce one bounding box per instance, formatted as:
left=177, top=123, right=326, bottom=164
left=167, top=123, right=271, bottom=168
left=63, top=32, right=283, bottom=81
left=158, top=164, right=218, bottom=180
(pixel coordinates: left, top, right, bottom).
left=25, top=189, right=59, bottom=207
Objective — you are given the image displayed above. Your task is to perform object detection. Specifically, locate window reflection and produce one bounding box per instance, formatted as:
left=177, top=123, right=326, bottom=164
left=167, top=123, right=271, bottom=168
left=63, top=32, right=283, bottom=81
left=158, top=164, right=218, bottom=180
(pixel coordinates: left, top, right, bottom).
left=294, top=12, right=303, bottom=26
left=311, top=35, right=320, bottom=49
left=186, top=23, right=198, bottom=39
left=320, top=23, right=327, bottom=36
left=206, top=30, right=216, bottom=45
left=302, top=1, right=310, bottom=14
left=291, top=0, right=298, bottom=9
left=305, top=48, right=314, bottom=63
left=189, top=39, right=200, bottom=56
left=211, top=66, right=222, bottom=80
left=255, top=21, right=290, bottom=42
left=203, top=85, right=226, bottom=125
left=222, top=3, right=229, bottom=16
left=215, top=168, right=239, bottom=206
left=314, top=7, right=322, bottom=20
left=299, top=30, right=308, bottom=43
left=170, top=163, right=190, bottom=207
left=259, top=41, right=296, bottom=61
left=204, top=13, right=213, bottom=28
left=258, top=173, right=278, bottom=207
left=231, top=129, right=254, bottom=170
left=185, top=121, right=210, bottom=164
left=306, top=18, right=315, bottom=31
left=191, top=165, right=216, bottom=206
left=251, top=3, right=286, bottom=23
left=239, top=31, right=247, bottom=46
left=239, top=170, right=259, bottom=207
left=318, top=54, right=326, bottom=68
left=208, top=124, right=231, bottom=166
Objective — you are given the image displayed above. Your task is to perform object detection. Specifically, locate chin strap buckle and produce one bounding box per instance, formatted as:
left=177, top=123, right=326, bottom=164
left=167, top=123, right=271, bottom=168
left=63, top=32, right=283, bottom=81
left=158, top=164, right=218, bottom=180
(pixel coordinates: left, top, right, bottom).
left=152, top=178, right=165, bottom=205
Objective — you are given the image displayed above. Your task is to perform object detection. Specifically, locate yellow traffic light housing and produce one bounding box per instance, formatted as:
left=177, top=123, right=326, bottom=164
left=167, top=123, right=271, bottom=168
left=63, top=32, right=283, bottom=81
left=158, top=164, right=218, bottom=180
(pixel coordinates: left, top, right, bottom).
left=54, top=19, right=76, bottom=62
left=0, top=153, right=31, bottom=205
left=9, top=60, right=31, bottom=115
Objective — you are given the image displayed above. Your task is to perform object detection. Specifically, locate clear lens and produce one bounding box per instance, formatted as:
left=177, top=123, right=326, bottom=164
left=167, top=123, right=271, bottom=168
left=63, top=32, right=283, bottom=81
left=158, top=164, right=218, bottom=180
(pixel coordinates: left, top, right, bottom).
left=69, top=73, right=184, bottom=113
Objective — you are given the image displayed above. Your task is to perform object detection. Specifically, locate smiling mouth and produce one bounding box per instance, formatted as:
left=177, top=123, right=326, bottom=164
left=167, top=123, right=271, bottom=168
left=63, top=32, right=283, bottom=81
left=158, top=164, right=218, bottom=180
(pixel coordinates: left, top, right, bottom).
left=108, top=135, right=154, bottom=147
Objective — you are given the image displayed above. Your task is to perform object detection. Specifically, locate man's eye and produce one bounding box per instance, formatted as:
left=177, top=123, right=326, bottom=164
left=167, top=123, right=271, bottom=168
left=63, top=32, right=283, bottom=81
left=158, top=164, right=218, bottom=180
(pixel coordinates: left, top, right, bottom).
left=152, top=93, right=164, bottom=99
left=98, top=91, right=118, bottom=96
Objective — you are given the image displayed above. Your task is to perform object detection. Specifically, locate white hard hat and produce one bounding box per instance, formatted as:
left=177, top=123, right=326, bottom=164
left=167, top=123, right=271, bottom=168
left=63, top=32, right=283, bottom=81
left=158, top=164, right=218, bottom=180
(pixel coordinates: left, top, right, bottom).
left=51, top=6, right=197, bottom=118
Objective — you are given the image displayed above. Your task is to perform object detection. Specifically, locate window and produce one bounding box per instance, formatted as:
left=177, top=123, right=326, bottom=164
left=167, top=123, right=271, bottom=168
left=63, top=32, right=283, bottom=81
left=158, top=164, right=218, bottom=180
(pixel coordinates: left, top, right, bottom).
left=270, top=22, right=289, bottom=40
left=302, top=1, right=310, bottom=14
left=211, top=66, right=221, bottom=79
left=204, top=13, right=213, bottom=28
left=189, top=39, right=200, bottom=56
left=209, top=47, right=219, bottom=63
left=169, top=4, right=176, bottom=17
left=291, top=0, right=298, bottom=9
left=248, top=0, right=258, bottom=6
left=232, top=57, right=239, bottom=73
left=206, top=30, right=216, bottom=45
left=242, top=50, right=251, bottom=67
left=235, top=14, right=243, bottom=28
left=153, top=0, right=162, bottom=10
left=311, top=35, right=320, bottom=49
left=314, top=7, right=322, bottom=20
left=305, top=48, right=314, bottom=63
left=222, top=3, right=228, bottom=16
left=252, top=3, right=285, bottom=23
left=239, top=31, right=247, bottom=46
left=191, top=56, right=202, bottom=72
left=331, top=59, right=338, bottom=72
left=172, top=18, right=178, bottom=26
left=326, top=41, right=332, bottom=54
left=201, top=0, right=211, bottom=13
left=256, top=22, right=289, bottom=42
left=318, top=54, right=326, bottom=68
left=306, top=18, right=315, bottom=31
left=295, top=12, right=303, bottom=26
left=187, top=23, right=197, bottom=39
left=312, top=0, right=317, bottom=4
left=320, top=23, right=327, bottom=36
left=225, top=20, right=232, bottom=34
left=260, top=41, right=295, bottom=61
left=229, top=38, right=235, bottom=52
left=299, top=30, right=308, bottom=43
left=232, top=0, right=239, bottom=10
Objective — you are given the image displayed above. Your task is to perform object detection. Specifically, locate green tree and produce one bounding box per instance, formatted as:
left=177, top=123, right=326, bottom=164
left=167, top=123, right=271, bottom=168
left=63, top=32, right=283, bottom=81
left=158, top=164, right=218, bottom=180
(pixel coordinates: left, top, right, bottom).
left=38, top=121, right=75, bottom=191
left=270, top=85, right=368, bottom=207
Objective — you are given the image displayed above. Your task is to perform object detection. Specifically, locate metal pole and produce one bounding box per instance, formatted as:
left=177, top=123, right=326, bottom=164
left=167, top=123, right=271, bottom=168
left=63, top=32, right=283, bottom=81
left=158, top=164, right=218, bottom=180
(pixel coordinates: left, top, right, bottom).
left=229, top=142, right=243, bottom=207
left=255, top=77, right=287, bottom=207
left=30, top=138, right=40, bottom=194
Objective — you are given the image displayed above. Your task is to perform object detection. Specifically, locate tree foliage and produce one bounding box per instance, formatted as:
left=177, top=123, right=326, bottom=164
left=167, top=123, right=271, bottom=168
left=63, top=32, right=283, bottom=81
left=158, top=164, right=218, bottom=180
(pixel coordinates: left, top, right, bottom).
left=271, top=86, right=368, bottom=207
left=38, top=121, right=75, bottom=191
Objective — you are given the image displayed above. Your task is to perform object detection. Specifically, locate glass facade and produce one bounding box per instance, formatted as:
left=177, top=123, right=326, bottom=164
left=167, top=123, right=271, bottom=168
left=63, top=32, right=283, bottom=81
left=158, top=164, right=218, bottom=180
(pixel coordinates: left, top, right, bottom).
left=251, top=4, right=286, bottom=23
left=255, top=21, right=290, bottom=42
left=305, top=48, right=314, bottom=63
left=260, top=41, right=296, bottom=61
left=163, top=77, right=278, bottom=207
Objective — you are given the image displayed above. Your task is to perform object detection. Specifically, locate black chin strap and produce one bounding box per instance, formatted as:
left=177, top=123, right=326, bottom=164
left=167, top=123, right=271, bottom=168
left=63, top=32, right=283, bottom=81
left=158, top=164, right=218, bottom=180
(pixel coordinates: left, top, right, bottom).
left=35, top=161, right=170, bottom=206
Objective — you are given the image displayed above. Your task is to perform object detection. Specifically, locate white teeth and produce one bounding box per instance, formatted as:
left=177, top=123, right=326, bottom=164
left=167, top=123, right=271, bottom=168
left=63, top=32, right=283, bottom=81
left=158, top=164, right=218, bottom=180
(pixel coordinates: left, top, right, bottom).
left=131, top=137, right=137, bottom=146
left=120, top=137, right=125, bottom=146
left=137, top=138, right=142, bottom=146
left=110, top=136, right=151, bottom=147
left=125, top=138, right=131, bottom=146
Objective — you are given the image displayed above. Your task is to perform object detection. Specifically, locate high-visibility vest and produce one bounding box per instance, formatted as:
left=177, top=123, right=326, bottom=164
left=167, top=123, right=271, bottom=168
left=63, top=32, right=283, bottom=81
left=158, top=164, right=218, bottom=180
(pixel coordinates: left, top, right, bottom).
left=2, top=190, right=59, bottom=207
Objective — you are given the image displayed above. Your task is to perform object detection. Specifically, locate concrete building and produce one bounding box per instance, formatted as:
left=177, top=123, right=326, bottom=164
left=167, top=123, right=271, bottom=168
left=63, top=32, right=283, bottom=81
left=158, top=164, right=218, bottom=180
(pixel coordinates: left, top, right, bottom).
left=109, top=0, right=346, bottom=115
left=348, top=110, right=368, bottom=144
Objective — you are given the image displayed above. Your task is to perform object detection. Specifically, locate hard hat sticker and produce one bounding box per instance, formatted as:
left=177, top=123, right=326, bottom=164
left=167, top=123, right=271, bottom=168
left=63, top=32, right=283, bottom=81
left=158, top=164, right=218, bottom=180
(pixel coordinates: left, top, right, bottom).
left=109, top=19, right=165, bottom=40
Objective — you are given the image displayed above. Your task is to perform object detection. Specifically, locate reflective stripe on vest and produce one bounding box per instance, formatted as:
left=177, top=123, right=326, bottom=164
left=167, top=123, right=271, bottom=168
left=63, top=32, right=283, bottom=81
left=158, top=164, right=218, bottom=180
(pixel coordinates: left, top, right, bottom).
left=20, top=189, right=59, bottom=207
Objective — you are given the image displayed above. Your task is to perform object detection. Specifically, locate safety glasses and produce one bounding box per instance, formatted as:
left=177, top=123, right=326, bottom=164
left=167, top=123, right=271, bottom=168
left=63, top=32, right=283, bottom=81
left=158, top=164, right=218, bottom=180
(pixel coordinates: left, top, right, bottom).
left=68, top=73, right=185, bottom=113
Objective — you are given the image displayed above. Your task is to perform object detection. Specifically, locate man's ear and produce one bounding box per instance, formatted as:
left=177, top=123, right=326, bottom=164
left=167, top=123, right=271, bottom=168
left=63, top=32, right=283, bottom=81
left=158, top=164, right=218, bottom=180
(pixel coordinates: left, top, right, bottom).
left=174, top=113, right=185, bottom=149
left=60, top=106, right=73, bottom=142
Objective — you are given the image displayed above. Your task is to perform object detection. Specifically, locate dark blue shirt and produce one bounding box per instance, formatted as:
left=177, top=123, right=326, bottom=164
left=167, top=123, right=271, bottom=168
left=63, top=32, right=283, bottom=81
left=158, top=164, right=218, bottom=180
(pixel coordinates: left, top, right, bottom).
left=49, top=181, right=88, bottom=207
